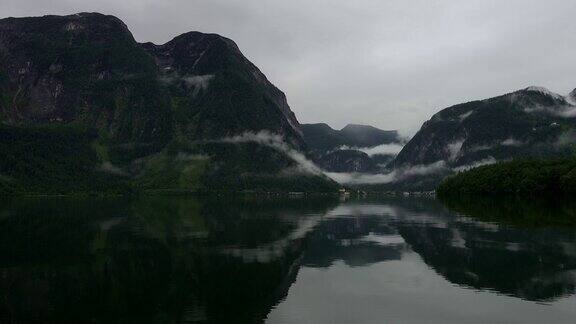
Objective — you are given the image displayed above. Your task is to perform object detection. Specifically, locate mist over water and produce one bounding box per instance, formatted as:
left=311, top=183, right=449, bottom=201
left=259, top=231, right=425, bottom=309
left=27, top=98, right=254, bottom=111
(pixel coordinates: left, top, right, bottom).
left=1, top=195, right=575, bottom=323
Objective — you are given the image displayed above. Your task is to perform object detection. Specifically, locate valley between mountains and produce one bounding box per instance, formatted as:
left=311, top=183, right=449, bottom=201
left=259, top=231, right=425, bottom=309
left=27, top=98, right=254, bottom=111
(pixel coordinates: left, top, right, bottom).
left=1, top=13, right=575, bottom=195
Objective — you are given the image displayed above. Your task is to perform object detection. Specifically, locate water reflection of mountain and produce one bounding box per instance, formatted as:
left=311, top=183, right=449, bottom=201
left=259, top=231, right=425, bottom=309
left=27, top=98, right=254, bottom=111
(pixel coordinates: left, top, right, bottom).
left=389, top=197, right=576, bottom=302
left=303, top=216, right=403, bottom=268
left=302, top=198, right=576, bottom=302
left=0, top=197, right=337, bottom=324
left=1, top=196, right=576, bottom=323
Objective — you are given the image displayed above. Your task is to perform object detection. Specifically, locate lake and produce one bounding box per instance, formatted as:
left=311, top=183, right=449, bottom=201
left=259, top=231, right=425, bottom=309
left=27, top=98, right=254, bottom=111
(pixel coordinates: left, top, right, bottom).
left=0, top=195, right=575, bottom=323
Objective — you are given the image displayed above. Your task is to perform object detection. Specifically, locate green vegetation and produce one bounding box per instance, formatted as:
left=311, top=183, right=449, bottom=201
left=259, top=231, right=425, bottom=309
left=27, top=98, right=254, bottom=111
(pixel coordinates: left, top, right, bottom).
left=136, top=149, right=209, bottom=192
left=0, top=14, right=340, bottom=196
left=393, top=88, right=576, bottom=170
left=0, top=124, right=133, bottom=195
left=0, top=196, right=339, bottom=322
left=0, top=124, right=338, bottom=196
left=437, top=159, right=576, bottom=196
left=137, top=141, right=339, bottom=194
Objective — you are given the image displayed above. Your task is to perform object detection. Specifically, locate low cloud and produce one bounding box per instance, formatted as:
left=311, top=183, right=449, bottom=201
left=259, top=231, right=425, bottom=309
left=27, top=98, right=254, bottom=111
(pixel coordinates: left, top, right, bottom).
left=175, top=153, right=210, bottom=161
left=357, top=143, right=404, bottom=156
left=555, top=130, right=576, bottom=147
left=557, top=107, right=576, bottom=118
left=458, top=111, right=473, bottom=121
left=524, top=104, right=576, bottom=118
left=335, top=143, right=404, bottom=156
left=468, top=144, right=494, bottom=153
left=468, top=138, right=522, bottom=153
left=453, top=157, right=497, bottom=173
left=184, top=74, right=215, bottom=96
left=500, top=138, right=523, bottom=146
left=217, top=132, right=501, bottom=186
left=446, top=139, right=465, bottom=161
left=98, top=162, right=127, bottom=176
left=221, top=131, right=325, bottom=176
left=219, top=131, right=438, bottom=185
left=325, top=172, right=396, bottom=185
left=159, top=74, right=215, bottom=97
left=326, top=161, right=447, bottom=185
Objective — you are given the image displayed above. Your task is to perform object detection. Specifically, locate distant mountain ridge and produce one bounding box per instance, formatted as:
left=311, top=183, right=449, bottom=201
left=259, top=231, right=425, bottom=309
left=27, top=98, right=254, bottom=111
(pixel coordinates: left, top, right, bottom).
left=301, top=123, right=401, bottom=151
left=301, top=123, right=402, bottom=173
left=316, top=149, right=377, bottom=173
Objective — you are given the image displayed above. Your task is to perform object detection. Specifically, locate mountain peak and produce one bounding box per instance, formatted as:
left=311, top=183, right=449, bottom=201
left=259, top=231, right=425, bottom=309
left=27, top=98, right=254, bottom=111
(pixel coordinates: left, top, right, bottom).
left=523, top=86, right=564, bottom=101
left=0, top=12, right=133, bottom=46
left=0, top=12, right=337, bottom=193
left=342, top=124, right=377, bottom=131
left=165, top=30, right=239, bottom=49
left=305, top=123, right=335, bottom=130
left=392, top=85, right=576, bottom=172
left=568, top=88, right=576, bottom=105
left=341, top=124, right=398, bottom=137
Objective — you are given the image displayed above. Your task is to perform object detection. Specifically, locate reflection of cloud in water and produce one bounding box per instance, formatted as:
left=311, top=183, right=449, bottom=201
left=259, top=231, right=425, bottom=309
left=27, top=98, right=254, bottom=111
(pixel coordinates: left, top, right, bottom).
left=213, top=198, right=576, bottom=302
left=97, top=217, right=125, bottom=231
left=220, top=215, right=324, bottom=263
left=361, top=233, right=405, bottom=246
left=298, top=200, right=576, bottom=302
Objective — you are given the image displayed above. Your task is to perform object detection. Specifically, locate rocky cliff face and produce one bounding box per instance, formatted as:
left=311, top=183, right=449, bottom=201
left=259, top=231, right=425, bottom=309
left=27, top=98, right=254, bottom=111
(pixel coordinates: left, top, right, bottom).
left=392, top=87, right=576, bottom=169
left=0, top=13, right=172, bottom=144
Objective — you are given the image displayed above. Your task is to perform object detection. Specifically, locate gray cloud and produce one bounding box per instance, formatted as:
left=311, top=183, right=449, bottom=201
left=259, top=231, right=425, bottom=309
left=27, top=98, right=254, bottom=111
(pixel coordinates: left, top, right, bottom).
left=220, top=131, right=325, bottom=176
left=3, top=0, right=576, bottom=135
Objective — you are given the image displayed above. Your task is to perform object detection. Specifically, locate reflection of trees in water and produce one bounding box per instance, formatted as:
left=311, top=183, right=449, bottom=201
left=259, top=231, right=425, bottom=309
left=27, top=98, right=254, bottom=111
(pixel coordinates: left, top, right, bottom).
left=300, top=197, right=576, bottom=303
left=439, top=195, right=576, bottom=228
left=0, top=197, right=337, bottom=324
left=1, top=196, right=576, bottom=323
left=396, top=197, right=576, bottom=302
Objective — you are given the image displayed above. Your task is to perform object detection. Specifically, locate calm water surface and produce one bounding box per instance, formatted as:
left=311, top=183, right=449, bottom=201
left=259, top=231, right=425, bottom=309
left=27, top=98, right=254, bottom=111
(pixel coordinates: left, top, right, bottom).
left=0, top=196, right=575, bottom=323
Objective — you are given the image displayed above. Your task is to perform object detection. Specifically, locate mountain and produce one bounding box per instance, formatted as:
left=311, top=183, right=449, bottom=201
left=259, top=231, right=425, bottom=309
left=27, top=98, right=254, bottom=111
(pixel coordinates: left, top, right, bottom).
left=392, top=86, right=576, bottom=170
left=316, top=149, right=377, bottom=173
left=569, top=89, right=576, bottom=104
left=437, top=159, right=576, bottom=196
left=301, top=123, right=402, bottom=174
left=0, top=13, right=172, bottom=144
left=340, top=124, right=401, bottom=148
left=300, top=123, right=346, bottom=151
left=301, top=123, right=401, bottom=152
left=140, top=31, right=304, bottom=148
left=0, top=13, right=336, bottom=194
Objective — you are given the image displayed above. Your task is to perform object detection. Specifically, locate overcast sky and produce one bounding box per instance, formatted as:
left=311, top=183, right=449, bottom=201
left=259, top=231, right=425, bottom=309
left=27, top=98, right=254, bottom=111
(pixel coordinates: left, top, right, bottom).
left=2, top=1, right=576, bottom=135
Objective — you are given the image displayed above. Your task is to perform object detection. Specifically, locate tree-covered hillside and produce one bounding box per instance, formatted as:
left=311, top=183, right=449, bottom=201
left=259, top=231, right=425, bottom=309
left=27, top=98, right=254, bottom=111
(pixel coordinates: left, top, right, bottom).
left=0, top=13, right=338, bottom=195
left=392, top=87, right=576, bottom=170
left=437, top=159, right=576, bottom=196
